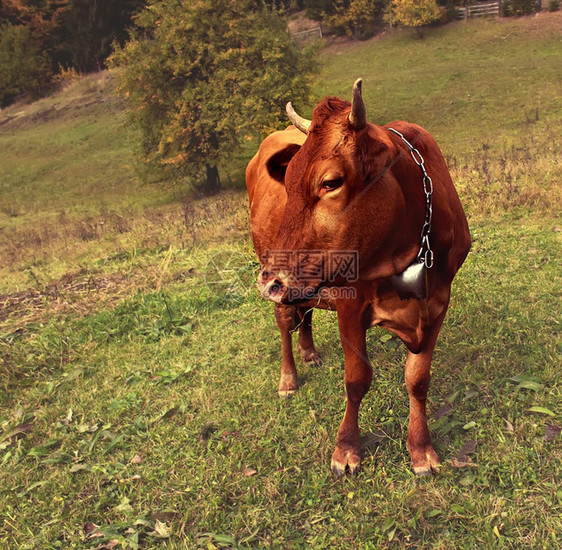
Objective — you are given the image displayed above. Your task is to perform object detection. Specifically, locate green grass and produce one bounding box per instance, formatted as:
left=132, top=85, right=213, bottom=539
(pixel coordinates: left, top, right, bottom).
left=1, top=13, right=561, bottom=549
left=318, top=15, right=561, bottom=154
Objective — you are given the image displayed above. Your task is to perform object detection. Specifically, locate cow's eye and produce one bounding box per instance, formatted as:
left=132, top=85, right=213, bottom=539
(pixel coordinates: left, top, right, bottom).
left=321, top=177, right=344, bottom=192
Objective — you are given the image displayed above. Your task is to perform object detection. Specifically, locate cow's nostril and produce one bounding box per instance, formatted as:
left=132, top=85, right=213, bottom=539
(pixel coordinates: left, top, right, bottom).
left=269, top=278, right=286, bottom=297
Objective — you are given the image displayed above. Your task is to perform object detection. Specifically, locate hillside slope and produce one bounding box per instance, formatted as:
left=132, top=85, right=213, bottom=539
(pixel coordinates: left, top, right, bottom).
left=0, top=13, right=560, bottom=550
left=1, top=13, right=560, bottom=293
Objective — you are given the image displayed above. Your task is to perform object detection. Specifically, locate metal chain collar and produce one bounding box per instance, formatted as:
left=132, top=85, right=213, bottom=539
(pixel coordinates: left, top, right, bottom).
left=388, top=127, right=434, bottom=269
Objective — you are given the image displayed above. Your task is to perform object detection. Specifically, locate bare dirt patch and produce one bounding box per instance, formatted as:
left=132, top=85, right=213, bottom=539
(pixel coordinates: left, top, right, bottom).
left=0, top=263, right=198, bottom=336
left=0, top=268, right=129, bottom=330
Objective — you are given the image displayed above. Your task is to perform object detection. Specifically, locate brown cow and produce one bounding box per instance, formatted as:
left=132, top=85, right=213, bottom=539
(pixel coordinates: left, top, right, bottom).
left=246, top=126, right=332, bottom=396
left=247, top=79, right=471, bottom=476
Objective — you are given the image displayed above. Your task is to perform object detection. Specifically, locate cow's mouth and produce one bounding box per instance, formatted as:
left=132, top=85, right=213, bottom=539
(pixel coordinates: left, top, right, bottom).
left=280, top=285, right=319, bottom=304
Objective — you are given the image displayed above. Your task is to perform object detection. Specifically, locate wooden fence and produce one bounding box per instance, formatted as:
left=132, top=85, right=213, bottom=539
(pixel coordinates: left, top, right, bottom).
left=292, top=26, right=323, bottom=42
left=456, top=2, right=500, bottom=18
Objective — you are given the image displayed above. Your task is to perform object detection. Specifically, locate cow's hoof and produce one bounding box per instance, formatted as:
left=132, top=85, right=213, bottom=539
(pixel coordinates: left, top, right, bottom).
left=413, top=464, right=434, bottom=476
left=278, top=388, right=298, bottom=398
left=331, top=447, right=361, bottom=477
left=298, top=345, right=322, bottom=366
left=411, top=449, right=440, bottom=476
left=278, top=372, right=298, bottom=398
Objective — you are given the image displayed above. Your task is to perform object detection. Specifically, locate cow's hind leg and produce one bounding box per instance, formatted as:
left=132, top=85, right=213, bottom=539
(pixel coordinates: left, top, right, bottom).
left=405, top=308, right=448, bottom=475
left=297, top=307, right=321, bottom=365
left=274, top=304, right=299, bottom=397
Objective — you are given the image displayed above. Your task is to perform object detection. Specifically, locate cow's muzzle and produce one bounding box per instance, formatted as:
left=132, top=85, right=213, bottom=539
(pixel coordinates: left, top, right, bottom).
left=257, top=269, right=289, bottom=303
left=258, top=269, right=318, bottom=304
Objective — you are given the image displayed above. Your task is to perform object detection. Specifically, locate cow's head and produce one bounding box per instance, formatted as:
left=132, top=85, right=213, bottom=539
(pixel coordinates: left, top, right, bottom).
left=259, top=79, right=408, bottom=304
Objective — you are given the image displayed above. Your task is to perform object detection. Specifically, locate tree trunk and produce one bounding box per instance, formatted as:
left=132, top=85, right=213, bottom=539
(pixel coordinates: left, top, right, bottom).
left=416, top=26, right=424, bottom=39
left=202, top=164, right=221, bottom=195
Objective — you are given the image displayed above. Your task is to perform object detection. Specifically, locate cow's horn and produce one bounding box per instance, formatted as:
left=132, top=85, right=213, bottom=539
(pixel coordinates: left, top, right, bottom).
left=286, top=102, right=311, bottom=134
left=349, top=78, right=366, bottom=131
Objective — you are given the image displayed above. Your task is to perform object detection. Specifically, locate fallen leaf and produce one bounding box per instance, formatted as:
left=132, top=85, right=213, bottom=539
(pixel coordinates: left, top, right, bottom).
left=152, top=511, right=182, bottom=522
left=63, top=366, right=86, bottom=382
left=77, top=422, right=98, bottom=433
left=434, top=403, right=454, bottom=420
left=505, top=421, right=514, bottom=433
left=452, top=457, right=478, bottom=468
left=545, top=425, right=561, bottom=441
left=199, top=423, right=217, bottom=442
left=69, top=463, right=89, bottom=473
left=242, top=467, right=257, bottom=477
left=517, top=380, right=544, bottom=391
left=159, top=406, right=179, bottom=422
left=117, top=474, right=141, bottom=483
left=450, top=504, right=466, bottom=514
left=94, top=540, right=119, bottom=549
left=151, top=519, right=171, bottom=538
left=130, top=453, right=142, bottom=464
left=115, top=496, right=132, bottom=512
left=0, top=418, right=35, bottom=443
left=458, top=439, right=476, bottom=462
left=84, top=522, right=99, bottom=535
left=84, top=522, right=103, bottom=539
left=60, top=408, right=73, bottom=427
left=527, top=406, right=555, bottom=417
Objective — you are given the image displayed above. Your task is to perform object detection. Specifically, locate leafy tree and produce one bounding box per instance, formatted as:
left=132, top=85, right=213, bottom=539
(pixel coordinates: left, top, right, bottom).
left=110, top=0, right=317, bottom=195
left=0, top=1, right=145, bottom=77
left=0, top=22, right=49, bottom=106
left=0, top=0, right=70, bottom=68
left=392, top=0, right=440, bottom=38
left=326, top=0, right=385, bottom=39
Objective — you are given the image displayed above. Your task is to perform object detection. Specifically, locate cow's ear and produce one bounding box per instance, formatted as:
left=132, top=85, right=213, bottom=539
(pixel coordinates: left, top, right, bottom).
left=266, top=143, right=301, bottom=184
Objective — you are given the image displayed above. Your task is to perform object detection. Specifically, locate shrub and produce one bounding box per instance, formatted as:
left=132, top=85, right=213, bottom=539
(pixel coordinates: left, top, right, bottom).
left=392, top=0, right=441, bottom=38
left=503, top=0, right=537, bottom=16
left=325, top=0, right=386, bottom=40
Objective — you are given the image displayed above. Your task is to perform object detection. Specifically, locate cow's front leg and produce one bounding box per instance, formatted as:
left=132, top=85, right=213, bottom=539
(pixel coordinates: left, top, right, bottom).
left=274, top=304, right=299, bottom=397
left=331, top=302, right=372, bottom=476
left=405, top=308, right=447, bottom=475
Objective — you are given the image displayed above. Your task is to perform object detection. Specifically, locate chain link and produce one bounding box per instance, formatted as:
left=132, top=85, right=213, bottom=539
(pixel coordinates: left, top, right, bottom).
left=388, top=128, right=434, bottom=269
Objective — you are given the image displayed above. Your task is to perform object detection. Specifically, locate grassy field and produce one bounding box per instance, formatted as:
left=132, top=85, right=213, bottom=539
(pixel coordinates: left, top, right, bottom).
left=1, top=13, right=561, bottom=549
